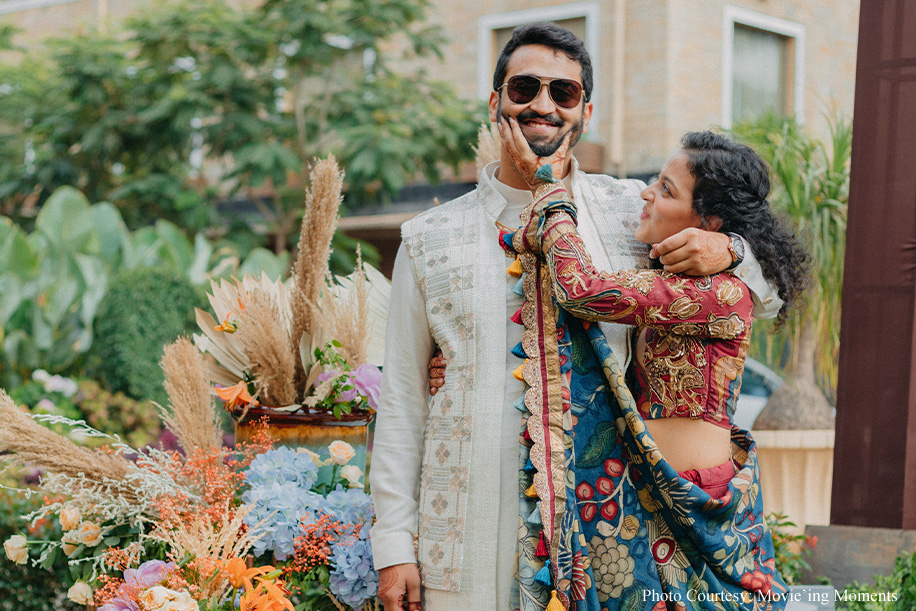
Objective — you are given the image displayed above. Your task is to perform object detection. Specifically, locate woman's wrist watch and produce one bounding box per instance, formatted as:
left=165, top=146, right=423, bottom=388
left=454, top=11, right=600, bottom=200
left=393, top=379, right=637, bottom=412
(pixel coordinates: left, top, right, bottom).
left=725, top=233, right=746, bottom=271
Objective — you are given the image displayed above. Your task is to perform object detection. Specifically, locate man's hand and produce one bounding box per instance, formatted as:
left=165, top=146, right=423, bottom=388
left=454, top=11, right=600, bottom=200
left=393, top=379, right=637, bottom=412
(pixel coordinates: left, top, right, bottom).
left=378, top=563, right=422, bottom=611
left=650, top=228, right=732, bottom=275
left=428, top=349, right=445, bottom=396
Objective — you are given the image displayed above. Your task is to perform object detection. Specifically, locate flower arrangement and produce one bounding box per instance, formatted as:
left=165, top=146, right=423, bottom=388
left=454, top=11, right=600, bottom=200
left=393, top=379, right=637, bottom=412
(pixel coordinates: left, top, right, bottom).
left=194, top=156, right=389, bottom=421
left=0, top=387, right=379, bottom=610
left=0, top=156, right=383, bottom=610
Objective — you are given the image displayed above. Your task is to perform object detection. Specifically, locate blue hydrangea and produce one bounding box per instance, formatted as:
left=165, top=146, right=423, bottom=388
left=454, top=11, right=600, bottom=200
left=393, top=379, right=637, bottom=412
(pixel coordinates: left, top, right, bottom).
left=242, top=481, right=327, bottom=560
left=328, top=533, right=378, bottom=610
left=324, top=485, right=374, bottom=527
left=244, top=446, right=319, bottom=490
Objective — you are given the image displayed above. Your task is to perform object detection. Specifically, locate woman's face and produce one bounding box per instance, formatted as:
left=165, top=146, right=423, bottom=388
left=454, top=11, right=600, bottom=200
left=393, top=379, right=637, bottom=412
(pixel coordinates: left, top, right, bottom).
left=635, top=150, right=704, bottom=245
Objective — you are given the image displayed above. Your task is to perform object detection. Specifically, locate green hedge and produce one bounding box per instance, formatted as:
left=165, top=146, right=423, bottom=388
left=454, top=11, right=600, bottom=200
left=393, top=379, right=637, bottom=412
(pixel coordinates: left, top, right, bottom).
left=93, top=268, right=202, bottom=404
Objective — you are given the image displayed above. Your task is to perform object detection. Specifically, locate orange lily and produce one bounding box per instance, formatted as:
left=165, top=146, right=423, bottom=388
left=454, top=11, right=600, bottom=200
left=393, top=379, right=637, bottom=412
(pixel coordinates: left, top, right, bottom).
left=214, top=311, right=239, bottom=333
left=214, top=382, right=257, bottom=411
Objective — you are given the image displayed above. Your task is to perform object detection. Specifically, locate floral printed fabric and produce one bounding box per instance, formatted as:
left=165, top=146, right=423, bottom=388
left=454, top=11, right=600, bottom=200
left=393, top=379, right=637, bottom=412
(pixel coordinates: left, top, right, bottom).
left=505, top=235, right=788, bottom=610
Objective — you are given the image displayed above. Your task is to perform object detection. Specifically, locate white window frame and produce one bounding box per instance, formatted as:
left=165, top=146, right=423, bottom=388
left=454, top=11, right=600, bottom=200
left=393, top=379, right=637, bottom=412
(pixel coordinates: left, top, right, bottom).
left=477, top=2, right=601, bottom=129
left=0, top=0, right=80, bottom=14
left=721, top=5, right=805, bottom=129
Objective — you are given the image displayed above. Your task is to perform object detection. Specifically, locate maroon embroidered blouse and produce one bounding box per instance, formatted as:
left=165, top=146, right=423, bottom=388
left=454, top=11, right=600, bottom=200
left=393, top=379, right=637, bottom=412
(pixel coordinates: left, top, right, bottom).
left=527, top=201, right=754, bottom=430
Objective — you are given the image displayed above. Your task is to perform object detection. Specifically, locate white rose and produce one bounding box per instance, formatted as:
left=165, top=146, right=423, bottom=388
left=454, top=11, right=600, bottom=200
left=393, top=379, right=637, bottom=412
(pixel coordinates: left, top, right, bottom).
left=59, top=506, right=81, bottom=531
left=162, top=590, right=198, bottom=611
left=340, top=465, right=364, bottom=488
left=139, top=586, right=173, bottom=611
left=3, top=535, right=27, bottom=565
left=328, top=440, right=356, bottom=465
left=67, top=581, right=94, bottom=606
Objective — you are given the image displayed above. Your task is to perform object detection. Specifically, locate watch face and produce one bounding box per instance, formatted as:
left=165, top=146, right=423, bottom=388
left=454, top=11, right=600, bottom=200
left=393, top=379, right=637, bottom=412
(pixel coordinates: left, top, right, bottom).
left=733, top=237, right=746, bottom=259
left=730, top=234, right=746, bottom=260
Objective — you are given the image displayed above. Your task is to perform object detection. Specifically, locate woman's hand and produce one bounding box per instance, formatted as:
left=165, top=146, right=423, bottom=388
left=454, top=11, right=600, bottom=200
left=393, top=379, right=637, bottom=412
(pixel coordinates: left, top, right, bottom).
left=428, top=348, right=445, bottom=396
left=498, top=116, right=572, bottom=189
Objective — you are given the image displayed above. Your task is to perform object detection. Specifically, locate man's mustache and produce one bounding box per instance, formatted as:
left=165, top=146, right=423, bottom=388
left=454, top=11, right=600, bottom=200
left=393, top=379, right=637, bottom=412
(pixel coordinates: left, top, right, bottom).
left=515, top=110, right=563, bottom=127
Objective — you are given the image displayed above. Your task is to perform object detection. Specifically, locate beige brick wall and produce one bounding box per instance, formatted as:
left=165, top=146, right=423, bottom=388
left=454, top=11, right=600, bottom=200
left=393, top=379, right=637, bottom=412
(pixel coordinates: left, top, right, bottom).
left=425, top=0, right=858, bottom=176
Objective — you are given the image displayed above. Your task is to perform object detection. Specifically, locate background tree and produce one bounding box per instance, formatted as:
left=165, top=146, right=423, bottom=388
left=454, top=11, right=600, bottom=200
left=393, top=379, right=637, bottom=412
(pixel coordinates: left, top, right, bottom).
left=0, top=0, right=483, bottom=249
left=733, top=114, right=851, bottom=429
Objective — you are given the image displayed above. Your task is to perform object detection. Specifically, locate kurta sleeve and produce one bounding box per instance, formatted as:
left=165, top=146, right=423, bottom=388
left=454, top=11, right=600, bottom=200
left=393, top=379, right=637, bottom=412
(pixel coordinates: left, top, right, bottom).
left=369, top=242, right=434, bottom=569
left=535, top=211, right=753, bottom=339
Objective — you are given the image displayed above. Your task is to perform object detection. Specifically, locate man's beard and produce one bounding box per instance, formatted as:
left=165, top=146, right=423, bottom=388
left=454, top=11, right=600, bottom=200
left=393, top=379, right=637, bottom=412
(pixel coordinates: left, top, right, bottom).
left=499, top=102, right=584, bottom=157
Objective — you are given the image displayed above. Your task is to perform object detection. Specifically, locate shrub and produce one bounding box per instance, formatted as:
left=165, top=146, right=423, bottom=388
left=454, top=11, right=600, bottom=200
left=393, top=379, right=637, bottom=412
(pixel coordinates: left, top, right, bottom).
left=836, top=549, right=916, bottom=611
left=93, top=268, right=202, bottom=404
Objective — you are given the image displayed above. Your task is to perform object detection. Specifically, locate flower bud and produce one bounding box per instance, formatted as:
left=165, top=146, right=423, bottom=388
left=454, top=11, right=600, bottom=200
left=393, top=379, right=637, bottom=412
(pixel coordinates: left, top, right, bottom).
left=3, top=535, right=27, bottom=565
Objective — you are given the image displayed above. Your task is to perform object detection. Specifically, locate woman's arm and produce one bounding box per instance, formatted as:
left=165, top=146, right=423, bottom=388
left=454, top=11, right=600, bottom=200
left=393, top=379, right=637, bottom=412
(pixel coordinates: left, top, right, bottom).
left=509, top=197, right=753, bottom=338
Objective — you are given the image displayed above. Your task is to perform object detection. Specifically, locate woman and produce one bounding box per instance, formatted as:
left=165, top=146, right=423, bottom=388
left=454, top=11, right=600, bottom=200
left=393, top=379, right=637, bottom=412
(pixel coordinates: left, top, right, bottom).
left=496, top=118, right=808, bottom=611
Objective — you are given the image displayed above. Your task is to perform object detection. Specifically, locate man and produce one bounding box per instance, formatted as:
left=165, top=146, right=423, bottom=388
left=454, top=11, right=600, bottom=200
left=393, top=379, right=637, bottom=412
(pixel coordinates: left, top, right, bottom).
left=370, top=23, right=779, bottom=611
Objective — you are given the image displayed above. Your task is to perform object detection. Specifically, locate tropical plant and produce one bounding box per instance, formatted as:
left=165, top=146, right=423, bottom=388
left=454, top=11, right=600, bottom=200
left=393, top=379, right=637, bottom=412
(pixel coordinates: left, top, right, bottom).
left=0, top=186, right=287, bottom=387
left=732, top=114, right=851, bottom=426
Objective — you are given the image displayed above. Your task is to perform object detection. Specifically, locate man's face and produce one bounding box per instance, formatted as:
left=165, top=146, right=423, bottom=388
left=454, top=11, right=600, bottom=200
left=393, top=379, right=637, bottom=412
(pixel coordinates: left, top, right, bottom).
left=489, top=44, right=592, bottom=157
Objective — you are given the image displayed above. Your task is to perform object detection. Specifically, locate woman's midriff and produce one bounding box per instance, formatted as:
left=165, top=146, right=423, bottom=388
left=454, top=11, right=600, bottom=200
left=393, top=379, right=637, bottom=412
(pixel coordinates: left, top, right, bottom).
left=643, top=417, right=731, bottom=473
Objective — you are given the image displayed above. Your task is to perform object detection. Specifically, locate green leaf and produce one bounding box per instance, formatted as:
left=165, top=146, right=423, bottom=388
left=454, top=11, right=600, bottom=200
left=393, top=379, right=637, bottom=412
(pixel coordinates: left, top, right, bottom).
left=35, top=187, right=96, bottom=253
left=238, top=247, right=289, bottom=281
left=89, top=201, right=128, bottom=263
left=576, top=421, right=618, bottom=469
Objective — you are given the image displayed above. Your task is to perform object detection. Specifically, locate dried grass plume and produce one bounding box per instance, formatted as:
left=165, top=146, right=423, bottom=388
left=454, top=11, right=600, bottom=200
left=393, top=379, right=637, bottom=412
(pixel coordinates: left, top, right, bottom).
left=160, top=337, right=222, bottom=453
left=474, top=121, right=502, bottom=173
left=238, top=289, right=298, bottom=406
left=290, top=155, right=344, bottom=342
left=0, top=391, right=132, bottom=491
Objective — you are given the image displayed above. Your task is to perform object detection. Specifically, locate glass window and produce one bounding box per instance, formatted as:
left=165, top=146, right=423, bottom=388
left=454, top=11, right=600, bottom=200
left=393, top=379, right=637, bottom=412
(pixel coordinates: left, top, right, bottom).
left=731, top=25, right=791, bottom=123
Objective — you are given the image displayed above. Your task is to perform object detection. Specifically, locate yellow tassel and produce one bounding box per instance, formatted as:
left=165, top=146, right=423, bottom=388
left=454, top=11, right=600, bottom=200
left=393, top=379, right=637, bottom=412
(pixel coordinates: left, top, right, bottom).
left=546, top=590, right=564, bottom=611
left=507, top=256, right=523, bottom=277
left=525, top=483, right=538, bottom=499
left=512, top=361, right=526, bottom=381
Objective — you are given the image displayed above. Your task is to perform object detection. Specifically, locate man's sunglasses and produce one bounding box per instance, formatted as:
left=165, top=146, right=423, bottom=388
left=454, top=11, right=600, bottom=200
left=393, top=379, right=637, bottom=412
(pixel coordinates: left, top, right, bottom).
left=496, top=75, right=584, bottom=109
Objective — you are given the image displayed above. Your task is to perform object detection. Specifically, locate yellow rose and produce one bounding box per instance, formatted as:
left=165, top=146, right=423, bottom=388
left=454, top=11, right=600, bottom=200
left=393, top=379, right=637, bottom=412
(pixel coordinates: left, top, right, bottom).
left=3, top=535, right=27, bottom=565
left=77, top=521, right=103, bottom=547
left=67, top=582, right=94, bottom=606
left=328, top=440, right=356, bottom=466
left=340, top=465, right=364, bottom=488
left=59, top=506, right=81, bottom=531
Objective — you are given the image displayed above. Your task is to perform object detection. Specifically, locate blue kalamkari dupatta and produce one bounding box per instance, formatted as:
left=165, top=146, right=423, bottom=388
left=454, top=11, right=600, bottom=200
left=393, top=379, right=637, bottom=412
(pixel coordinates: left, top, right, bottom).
left=503, top=223, right=788, bottom=611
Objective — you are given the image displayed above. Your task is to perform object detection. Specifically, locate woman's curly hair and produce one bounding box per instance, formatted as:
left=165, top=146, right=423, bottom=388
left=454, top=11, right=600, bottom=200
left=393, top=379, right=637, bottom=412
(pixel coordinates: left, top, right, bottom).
left=681, top=131, right=810, bottom=323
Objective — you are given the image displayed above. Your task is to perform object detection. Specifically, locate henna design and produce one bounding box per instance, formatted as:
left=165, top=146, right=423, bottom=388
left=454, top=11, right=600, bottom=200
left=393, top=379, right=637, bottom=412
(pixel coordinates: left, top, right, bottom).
left=378, top=568, right=398, bottom=598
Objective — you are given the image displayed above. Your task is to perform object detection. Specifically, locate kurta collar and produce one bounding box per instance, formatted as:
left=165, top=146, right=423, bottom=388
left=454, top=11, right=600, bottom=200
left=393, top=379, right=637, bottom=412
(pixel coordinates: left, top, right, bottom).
left=477, top=157, right=582, bottom=222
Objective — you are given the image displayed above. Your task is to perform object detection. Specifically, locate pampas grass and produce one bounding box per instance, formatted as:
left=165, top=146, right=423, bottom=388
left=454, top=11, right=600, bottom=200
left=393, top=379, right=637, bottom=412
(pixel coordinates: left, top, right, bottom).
left=474, top=121, right=502, bottom=173
left=238, top=289, right=298, bottom=406
left=0, top=391, right=131, bottom=486
left=291, top=156, right=344, bottom=348
left=160, top=337, right=222, bottom=454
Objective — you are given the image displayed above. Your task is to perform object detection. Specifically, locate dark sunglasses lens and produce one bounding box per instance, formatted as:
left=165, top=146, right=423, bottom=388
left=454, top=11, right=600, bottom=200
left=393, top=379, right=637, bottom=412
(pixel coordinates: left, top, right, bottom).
left=550, top=80, right=582, bottom=108
left=506, top=76, right=541, bottom=104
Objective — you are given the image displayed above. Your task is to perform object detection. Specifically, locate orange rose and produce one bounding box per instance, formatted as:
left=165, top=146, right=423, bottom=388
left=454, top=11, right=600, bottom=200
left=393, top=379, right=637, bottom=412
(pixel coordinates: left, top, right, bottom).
left=77, top=521, right=103, bottom=547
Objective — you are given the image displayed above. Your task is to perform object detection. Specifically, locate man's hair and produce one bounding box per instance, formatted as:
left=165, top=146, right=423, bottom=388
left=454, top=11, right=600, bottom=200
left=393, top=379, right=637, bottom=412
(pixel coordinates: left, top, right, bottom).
left=492, top=22, right=593, bottom=102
